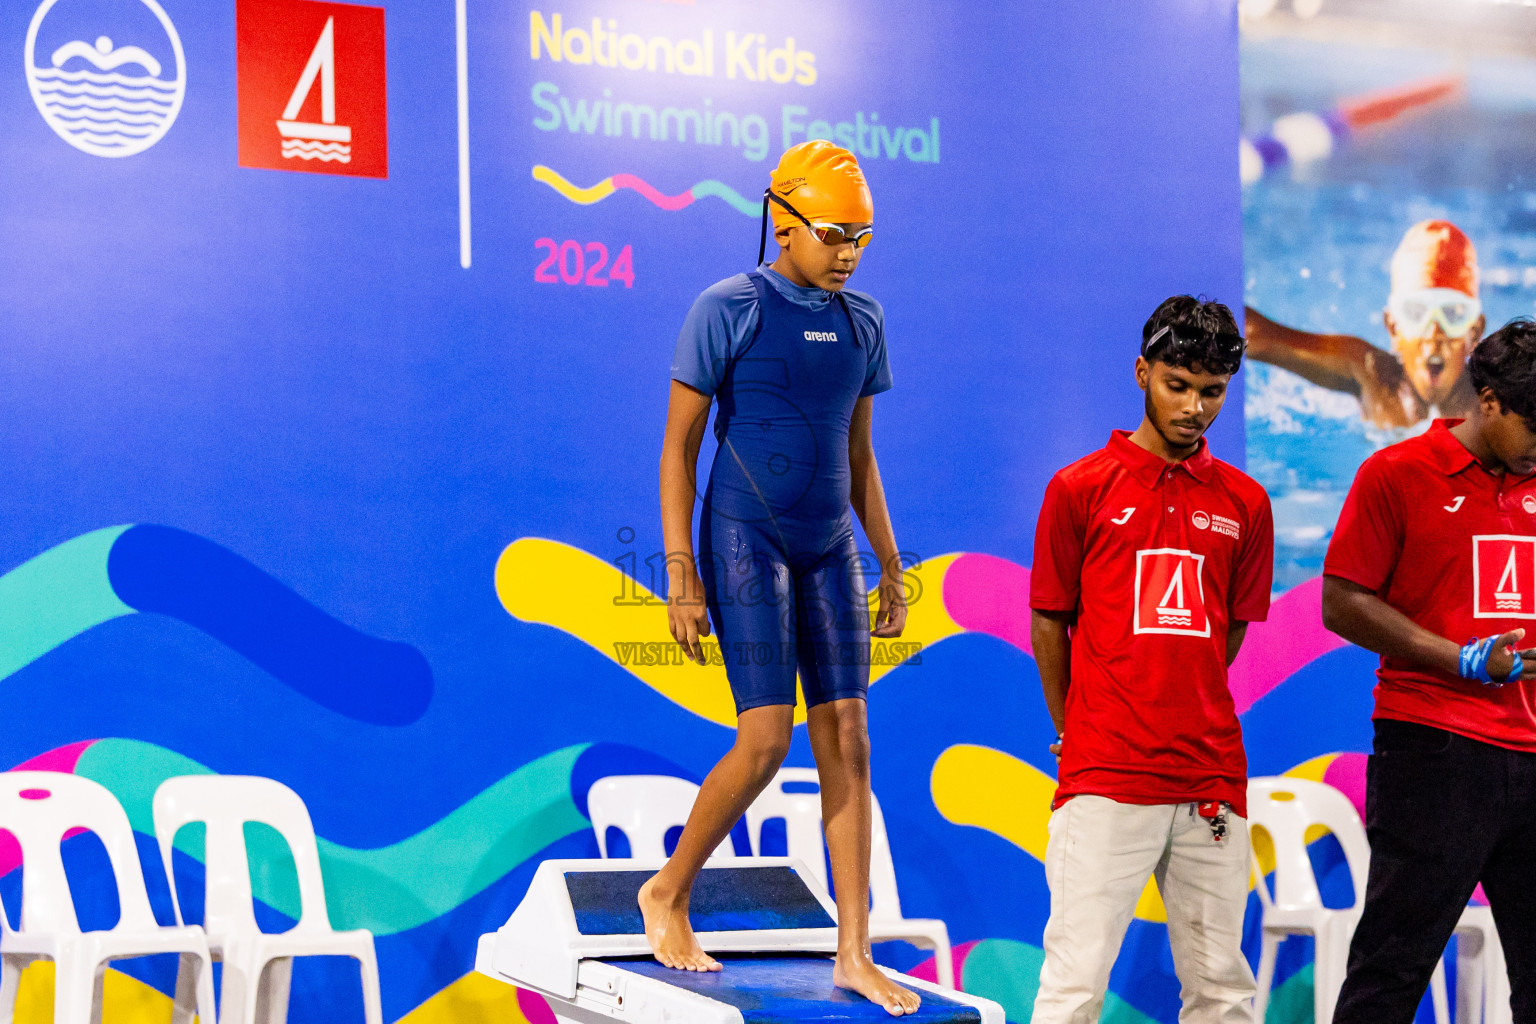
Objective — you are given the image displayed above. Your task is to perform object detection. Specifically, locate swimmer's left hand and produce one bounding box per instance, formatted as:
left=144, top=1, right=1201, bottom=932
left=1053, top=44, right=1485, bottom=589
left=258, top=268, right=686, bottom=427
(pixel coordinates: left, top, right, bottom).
left=871, top=571, right=907, bottom=637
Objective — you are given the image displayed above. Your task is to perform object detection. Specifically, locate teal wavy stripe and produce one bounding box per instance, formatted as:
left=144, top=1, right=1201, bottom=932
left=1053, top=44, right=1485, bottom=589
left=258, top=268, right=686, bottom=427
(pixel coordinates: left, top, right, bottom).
left=691, top=179, right=760, bottom=216
left=75, top=738, right=592, bottom=935
left=960, top=938, right=1160, bottom=1024
left=0, top=525, right=135, bottom=679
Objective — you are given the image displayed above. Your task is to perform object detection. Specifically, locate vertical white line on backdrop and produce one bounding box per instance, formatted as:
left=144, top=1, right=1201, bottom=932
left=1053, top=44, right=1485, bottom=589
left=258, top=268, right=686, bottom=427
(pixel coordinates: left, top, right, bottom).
left=456, top=0, right=472, bottom=268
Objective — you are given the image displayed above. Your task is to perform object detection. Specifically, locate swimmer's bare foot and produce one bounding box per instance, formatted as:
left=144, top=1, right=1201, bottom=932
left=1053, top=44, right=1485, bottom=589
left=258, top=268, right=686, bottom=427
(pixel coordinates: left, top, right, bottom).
left=834, top=952, right=921, bottom=1016
left=638, top=875, right=721, bottom=972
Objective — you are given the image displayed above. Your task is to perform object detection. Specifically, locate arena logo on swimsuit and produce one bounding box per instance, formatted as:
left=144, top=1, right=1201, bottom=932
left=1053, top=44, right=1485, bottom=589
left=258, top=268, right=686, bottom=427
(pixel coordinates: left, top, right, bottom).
left=803, top=330, right=837, bottom=342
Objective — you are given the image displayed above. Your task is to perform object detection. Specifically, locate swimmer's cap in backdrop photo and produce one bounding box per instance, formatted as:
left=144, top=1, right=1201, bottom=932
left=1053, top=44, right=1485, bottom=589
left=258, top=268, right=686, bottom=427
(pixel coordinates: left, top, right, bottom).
left=1390, top=219, right=1479, bottom=299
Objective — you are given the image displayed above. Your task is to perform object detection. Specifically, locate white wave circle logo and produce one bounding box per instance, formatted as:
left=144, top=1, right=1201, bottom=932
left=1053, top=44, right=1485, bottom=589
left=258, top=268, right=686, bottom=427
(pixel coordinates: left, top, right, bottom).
left=25, top=0, right=186, bottom=158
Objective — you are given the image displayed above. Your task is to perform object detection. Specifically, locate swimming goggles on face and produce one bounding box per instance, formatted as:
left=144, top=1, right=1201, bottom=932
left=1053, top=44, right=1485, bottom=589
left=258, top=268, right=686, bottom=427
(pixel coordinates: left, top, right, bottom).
left=757, top=190, right=873, bottom=263
left=1142, top=324, right=1247, bottom=365
left=1387, top=287, right=1482, bottom=337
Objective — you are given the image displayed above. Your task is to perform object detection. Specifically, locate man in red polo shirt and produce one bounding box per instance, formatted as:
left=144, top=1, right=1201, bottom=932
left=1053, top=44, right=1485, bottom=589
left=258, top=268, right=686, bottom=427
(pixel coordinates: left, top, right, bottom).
left=1324, top=319, right=1536, bottom=1024
left=1030, top=295, right=1273, bottom=1024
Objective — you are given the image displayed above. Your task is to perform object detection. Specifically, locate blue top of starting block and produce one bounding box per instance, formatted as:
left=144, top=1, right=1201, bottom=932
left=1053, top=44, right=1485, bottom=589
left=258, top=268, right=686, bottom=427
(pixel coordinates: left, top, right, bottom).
left=565, top=866, right=836, bottom=935
left=607, top=954, right=981, bottom=1024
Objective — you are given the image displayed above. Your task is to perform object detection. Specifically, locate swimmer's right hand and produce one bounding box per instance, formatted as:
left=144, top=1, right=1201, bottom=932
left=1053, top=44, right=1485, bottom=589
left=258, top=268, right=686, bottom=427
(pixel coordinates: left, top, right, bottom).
left=667, top=572, right=713, bottom=665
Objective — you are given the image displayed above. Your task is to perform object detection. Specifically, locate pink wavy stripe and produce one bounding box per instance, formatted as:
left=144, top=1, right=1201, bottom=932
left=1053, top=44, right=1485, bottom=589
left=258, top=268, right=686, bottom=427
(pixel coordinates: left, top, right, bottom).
left=905, top=938, right=982, bottom=986
left=0, top=740, right=99, bottom=878
left=1230, top=577, right=1347, bottom=714
left=942, top=555, right=1344, bottom=714
left=943, top=553, right=1032, bottom=656
left=1321, top=752, right=1367, bottom=819
left=610, top=174, right=694, bottom=211
left=517, top=986, right=558, bottom=1024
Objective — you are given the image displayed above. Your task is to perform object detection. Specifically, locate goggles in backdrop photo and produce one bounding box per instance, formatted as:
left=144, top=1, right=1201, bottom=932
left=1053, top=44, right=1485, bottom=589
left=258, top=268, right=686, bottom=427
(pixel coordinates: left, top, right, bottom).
left=758, top=190, right=874, bottom=264
left=1387, top=287, right=1483, bottom=337
left=1141, top=324, right=1247, bottom=366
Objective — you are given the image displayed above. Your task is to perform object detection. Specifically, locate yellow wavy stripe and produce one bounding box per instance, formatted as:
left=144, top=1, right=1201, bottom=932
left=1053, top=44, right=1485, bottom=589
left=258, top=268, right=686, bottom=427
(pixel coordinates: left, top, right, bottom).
left=11, top=963, right=190, bottom=1023
left=931, top=747, right=1357, bottom=927
left=531, top=164, right=615, bottom=204
left=494, top=538, right=963, bottom=728
left=929, top=743, right=1172, bottom=922
left=9, top=963, right=534, bottom=1024
left=397, top=972, right=532, bottom=1024
left=1280, top=753, right=1344, bottom=859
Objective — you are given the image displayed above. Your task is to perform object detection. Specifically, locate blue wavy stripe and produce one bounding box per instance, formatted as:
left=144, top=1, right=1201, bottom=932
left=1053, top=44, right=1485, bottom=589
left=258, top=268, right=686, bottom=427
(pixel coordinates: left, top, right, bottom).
left=103, top=525, right=432, bottom=725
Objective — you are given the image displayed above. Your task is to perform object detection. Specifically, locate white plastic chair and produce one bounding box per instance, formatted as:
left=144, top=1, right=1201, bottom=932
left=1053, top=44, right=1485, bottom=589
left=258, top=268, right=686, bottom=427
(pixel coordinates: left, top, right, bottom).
left=1453, top=904, right=1512, bottom=1024
left=1248, top=777, right=1448, bottom=1024
left=152, top=775, right=382, bottom=1024
left=586, top=776, right=732, bottom=861
left=0, top=770, right=216, bottom=1024
left=745, top=768, right=954, bottom=988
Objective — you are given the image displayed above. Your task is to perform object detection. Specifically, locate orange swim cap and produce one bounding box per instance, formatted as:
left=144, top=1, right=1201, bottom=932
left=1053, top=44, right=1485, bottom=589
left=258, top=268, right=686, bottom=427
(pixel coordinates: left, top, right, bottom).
left=768, top=140, right=874, bottom=230
left=1389, top=220, right=1479, bottom=297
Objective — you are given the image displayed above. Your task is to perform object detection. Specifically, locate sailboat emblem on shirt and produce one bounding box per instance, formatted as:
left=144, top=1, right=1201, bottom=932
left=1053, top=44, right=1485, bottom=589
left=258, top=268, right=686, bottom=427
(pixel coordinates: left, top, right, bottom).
left=1133, top=548, right=1210, bottom=637
left=1473, top=536, right=1536, bottom=619
left=1156, top=568, right=1193, bottom=627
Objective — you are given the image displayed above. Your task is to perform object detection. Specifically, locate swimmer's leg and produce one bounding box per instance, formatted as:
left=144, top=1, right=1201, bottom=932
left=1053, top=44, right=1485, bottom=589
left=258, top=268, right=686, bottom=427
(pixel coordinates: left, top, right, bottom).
left=640, top=704, right=793, bottom=971
left=641, top=517, right=798, bottom=972
left=807, top=699, right=918, bottom=1016
left=798, top=540, right=920, bottom=1016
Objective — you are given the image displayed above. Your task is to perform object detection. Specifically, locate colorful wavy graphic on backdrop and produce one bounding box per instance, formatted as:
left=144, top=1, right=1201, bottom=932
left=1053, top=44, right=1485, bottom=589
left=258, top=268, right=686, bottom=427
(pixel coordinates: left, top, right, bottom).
left=0, top=529, right=1375, bottom=1024
left=532, top=165, right=759, bottom=216
left=0, top=525, right=432, bottom=725
left=0, top=736, right=706, bottom=1023
left=0, top=738, right=696, bottom=936
left=497, top=539, right=1346, bottom=726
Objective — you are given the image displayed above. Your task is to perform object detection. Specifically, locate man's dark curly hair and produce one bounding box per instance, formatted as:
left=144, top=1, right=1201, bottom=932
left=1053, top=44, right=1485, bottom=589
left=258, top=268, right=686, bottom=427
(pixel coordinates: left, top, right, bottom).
left=1141, top=295, right=1245, bottom=376
left=1469, top=318, right=1536, bottom=422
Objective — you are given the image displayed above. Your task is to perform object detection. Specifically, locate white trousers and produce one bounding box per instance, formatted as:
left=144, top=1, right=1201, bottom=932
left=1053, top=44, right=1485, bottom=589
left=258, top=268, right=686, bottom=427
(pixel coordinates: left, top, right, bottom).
left=1031, top=794, right=1257, bottom=1024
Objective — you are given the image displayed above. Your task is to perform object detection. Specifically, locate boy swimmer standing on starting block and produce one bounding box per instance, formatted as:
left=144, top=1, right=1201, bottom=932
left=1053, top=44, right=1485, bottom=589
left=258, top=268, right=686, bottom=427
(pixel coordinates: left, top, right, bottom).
left=640, top=140, right=921, bottom=1016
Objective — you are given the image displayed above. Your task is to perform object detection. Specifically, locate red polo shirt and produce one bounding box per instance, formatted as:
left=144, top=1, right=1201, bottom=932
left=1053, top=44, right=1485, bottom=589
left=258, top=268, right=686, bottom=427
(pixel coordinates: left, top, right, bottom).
left=1324, top=419, right=1536, bottom=749
left=1031, top=431, right=1274, bottom=817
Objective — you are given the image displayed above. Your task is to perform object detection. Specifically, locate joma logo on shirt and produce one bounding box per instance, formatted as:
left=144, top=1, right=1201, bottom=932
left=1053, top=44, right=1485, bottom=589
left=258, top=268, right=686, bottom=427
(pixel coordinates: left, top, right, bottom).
left=803, top=330, right=838, bottom=342
left=1134, top=548, right=1210, bottom=637
left=1473, top=535, right=1536, bottom=619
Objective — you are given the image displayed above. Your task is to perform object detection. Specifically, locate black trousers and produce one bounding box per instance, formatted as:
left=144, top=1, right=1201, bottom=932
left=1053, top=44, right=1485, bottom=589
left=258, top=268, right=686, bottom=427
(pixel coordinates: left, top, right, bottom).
left=1334, top=718, right=1536, bottom=1024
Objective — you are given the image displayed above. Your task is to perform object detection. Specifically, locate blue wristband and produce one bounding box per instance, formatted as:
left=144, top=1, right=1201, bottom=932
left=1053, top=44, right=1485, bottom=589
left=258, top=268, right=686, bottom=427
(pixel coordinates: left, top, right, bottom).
left=1460, top=636, right=1524, bottom=685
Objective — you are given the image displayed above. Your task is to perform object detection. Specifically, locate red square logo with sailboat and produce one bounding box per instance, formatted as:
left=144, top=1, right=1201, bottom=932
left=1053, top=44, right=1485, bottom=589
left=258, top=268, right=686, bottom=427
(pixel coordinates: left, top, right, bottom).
left=236, top=0, right=387, bottom=178
left=1474, top=536, right=1536, bottom=619
left=1133, top=549, right=1210, bottom=637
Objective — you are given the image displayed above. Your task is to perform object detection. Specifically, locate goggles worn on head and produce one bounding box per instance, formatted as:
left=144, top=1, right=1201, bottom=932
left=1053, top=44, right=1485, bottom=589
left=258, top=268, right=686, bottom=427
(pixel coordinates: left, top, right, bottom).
left=758, top=190, right=873, bottom=264
left=1388, top=287, right=1482, bottom=337
left=1142, top=324, right=1247, bottom=366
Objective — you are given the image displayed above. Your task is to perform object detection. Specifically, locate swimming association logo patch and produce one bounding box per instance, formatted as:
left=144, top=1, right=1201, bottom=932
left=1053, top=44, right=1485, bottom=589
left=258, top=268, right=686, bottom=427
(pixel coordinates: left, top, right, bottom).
left=1134, top=548, right=1210, bottom=637
left=1473, top=535, right=1536, bottom=619
left=24, top=0, right=187, bottom=158
left=236, top=0, right=387, bottom=178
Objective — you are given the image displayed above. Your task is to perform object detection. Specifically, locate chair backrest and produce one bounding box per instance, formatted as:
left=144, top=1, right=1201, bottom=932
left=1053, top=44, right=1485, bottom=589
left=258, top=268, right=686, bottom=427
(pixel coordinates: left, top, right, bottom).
left=585, top=776, right=730, bottom=861
left=153, top=775, right=333, bottom=938
left=0, top=771, right=159, bottom=934
left=1247, top=776, right=1370, bottom=912
left=745, top=768, right=906, bottom=919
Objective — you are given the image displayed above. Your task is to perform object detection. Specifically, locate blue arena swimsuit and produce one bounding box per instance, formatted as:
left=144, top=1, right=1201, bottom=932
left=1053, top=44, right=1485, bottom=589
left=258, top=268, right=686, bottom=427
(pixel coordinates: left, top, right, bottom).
left=673, top=267, right=891, bottom=715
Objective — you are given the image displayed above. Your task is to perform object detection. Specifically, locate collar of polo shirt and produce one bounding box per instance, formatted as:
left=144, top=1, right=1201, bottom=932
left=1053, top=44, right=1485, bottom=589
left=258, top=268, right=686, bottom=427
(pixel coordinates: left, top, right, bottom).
left=1107, top=429, right=1214, bottom=486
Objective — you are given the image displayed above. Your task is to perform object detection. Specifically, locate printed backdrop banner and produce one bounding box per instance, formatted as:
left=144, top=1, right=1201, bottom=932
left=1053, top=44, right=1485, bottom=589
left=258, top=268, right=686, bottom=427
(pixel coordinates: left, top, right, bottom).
left=1240, top=4, right=1536, bottom=1019
left=0, top=1, right=1255, bottom=1022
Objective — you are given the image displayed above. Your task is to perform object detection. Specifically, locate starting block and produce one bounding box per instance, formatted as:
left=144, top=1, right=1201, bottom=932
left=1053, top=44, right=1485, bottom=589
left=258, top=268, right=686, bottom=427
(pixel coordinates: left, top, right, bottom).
left=476, top=858, right=1004, bottom=1024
